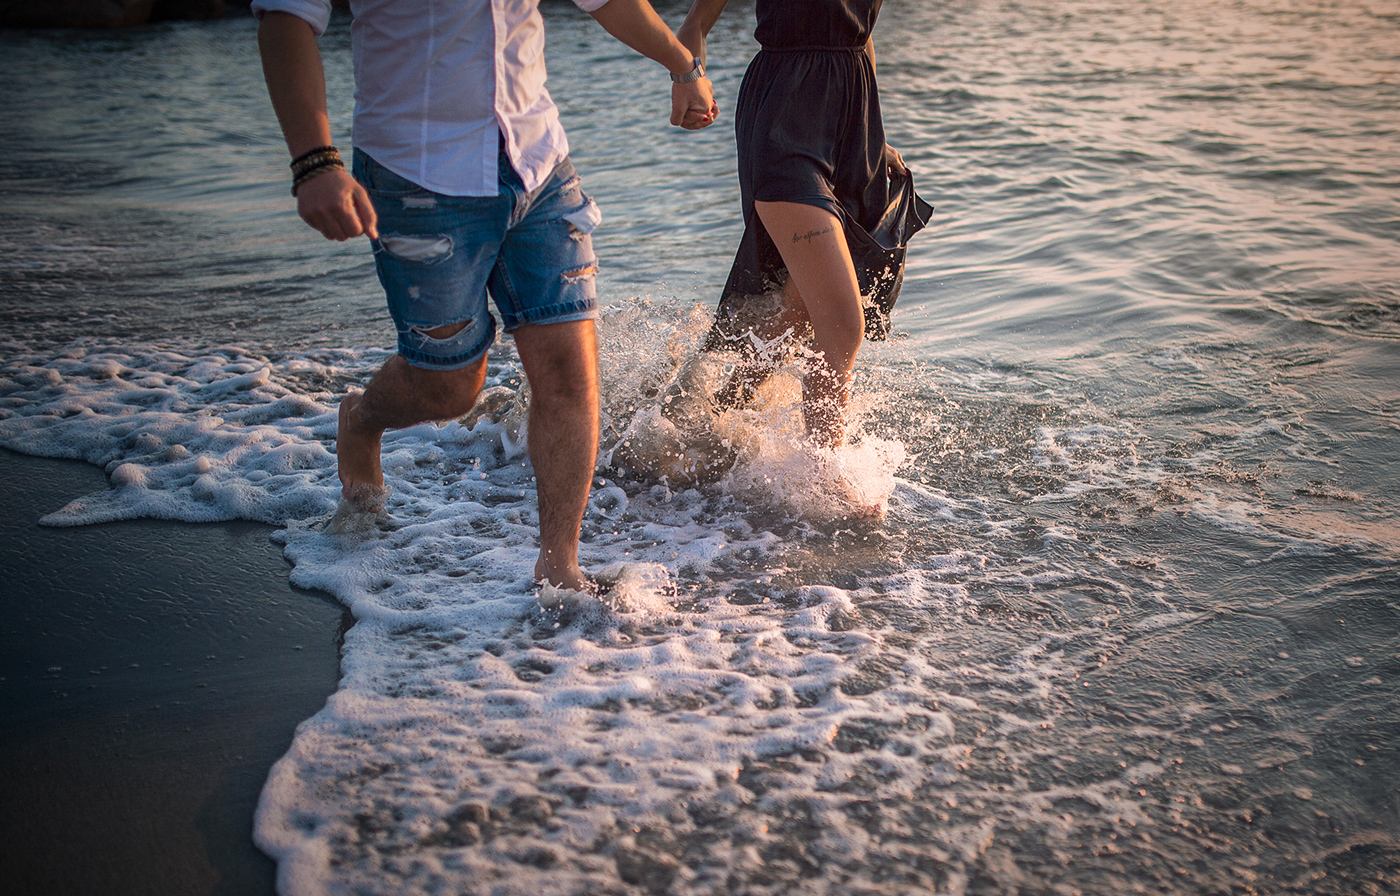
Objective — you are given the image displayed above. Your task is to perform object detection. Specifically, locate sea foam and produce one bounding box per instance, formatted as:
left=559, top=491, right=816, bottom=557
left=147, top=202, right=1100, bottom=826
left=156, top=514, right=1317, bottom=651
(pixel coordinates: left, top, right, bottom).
left=0, top=304, right=1341, bottom=895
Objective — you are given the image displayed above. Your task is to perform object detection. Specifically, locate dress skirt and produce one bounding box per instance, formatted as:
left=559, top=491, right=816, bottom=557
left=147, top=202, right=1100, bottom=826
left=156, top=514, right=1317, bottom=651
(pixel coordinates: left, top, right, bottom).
left=703, top=44, right=932, bottom=353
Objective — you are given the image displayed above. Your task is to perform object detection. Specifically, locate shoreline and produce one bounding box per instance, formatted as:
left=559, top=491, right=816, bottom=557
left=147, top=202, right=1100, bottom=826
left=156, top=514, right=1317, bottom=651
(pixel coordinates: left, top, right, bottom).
left=0, top=448, right=349, bottom=896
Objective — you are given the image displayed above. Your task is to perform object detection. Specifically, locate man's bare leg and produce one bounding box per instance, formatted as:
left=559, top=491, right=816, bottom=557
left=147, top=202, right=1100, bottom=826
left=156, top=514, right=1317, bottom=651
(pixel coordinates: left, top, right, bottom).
left=752, top=200, right=864, bottom=447
left=337, top=324, right=488, bottom=510
left=513, top=320, right=599, bottom=592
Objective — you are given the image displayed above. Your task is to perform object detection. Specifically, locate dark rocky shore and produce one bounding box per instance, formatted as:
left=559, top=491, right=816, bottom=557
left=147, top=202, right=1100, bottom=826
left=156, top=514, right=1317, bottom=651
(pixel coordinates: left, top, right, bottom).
left=0, top=0, right=344, bottom=29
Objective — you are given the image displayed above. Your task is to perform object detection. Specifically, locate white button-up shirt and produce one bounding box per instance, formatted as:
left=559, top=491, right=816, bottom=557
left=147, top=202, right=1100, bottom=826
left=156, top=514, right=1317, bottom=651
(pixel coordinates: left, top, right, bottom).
left=253, top=0, right=610, bottom=196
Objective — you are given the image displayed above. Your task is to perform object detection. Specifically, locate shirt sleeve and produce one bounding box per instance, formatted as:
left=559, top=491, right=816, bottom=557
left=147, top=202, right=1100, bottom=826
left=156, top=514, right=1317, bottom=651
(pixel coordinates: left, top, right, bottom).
left=571, top=0, right=613, bottom=13
left=250, top=0, right=334, bottom=37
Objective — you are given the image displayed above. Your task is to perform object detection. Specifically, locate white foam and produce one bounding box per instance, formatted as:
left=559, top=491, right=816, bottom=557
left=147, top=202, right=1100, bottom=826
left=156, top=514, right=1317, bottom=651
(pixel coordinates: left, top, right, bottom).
left=0, top=318, right=1240, bottom=894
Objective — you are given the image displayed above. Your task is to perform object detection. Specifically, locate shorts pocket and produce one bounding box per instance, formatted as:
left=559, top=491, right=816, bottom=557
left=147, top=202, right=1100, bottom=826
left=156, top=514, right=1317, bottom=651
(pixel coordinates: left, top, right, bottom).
left=379, top=233, right=454, bottom=265
left=562, top=196, right=602, bottom=238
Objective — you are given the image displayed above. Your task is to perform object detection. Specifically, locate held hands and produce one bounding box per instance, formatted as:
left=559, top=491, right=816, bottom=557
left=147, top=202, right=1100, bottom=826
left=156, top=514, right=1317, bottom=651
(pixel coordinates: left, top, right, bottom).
left=673, top=21, right=714, bottom=130
left=672, top=77, right=718, bottom=130
left=296, top=168, right=379, bottom=242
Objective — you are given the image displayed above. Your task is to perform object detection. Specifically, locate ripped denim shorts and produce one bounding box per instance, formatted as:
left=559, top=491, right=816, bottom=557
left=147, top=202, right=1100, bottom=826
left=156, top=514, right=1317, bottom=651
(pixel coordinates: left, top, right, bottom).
left=353, top=147, right=601, bottom=371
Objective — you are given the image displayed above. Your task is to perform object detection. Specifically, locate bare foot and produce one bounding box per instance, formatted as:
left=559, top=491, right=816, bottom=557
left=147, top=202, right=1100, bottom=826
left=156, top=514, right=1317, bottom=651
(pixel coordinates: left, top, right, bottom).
left=844, top=495, right=887, bottom=521
left=535, top=555, right=591, bottom=594
left=826, top=471, right=885, bottom=521
left=799, top=440, right=886, bottom=521
left=325, top=494, right=388, bottom=534
left=337, top=391, right=388, bottom=512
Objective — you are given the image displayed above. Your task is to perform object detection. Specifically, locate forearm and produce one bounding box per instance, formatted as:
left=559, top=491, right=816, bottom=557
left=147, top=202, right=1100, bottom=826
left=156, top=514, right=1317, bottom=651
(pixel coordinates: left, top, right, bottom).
left=257, top=11, right=376, bottom=241
left=257, top=11, right=334, bottom=156
left=679, top=0, right=729, bottom=42
left=589, top=0, right=695, bottom=75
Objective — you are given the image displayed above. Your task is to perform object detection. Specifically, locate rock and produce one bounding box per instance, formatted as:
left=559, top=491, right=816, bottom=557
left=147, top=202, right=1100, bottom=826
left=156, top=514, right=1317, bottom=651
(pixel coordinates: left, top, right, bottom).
left=0, top=1, right=154, bottom=27
left=0, top=1, right=227, bottom=28
left=151, top=1, right=229, bottom=22
left=614, top=846, right=682, bottom=892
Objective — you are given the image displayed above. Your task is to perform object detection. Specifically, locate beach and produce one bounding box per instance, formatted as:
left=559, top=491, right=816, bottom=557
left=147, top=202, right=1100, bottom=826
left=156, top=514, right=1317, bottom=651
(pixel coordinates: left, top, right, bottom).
left=0, top=449, right=347, bottom=896
left=1, top=1, right=1397, bottom=892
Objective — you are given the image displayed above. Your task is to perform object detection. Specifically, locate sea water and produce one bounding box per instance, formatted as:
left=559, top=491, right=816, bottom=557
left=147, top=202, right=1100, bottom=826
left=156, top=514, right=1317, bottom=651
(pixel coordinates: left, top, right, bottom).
left=1, top=1, right=1398, bottom=893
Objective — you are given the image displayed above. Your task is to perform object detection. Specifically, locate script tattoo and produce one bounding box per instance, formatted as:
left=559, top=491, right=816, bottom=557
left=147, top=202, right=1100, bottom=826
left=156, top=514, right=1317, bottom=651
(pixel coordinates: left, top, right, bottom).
left=792, top=226, right=834, bottom=244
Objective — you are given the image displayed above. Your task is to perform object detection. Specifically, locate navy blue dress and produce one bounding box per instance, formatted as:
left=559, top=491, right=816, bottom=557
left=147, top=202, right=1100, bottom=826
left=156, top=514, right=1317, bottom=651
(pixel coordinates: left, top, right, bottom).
left=705, top=0, right=932, bottom=351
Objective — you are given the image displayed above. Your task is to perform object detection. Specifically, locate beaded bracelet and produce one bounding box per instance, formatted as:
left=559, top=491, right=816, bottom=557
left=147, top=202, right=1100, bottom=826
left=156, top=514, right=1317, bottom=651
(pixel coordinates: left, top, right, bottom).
left=290, top=145, right=345, bottom=196
left=291, top=144, right=337, bottom=167
left=291, top=158, right=345, bottom=196
left=291, top=147, right=341, bottom=177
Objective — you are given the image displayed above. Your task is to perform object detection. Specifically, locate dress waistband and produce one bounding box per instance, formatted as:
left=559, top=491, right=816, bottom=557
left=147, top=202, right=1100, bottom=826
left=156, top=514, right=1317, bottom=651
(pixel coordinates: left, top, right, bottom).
left=758, top=44, right=868, bottom=54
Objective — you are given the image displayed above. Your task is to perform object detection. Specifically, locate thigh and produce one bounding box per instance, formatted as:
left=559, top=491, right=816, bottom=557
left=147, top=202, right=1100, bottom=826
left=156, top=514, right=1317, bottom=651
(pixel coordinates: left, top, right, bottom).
left=490, top=159, right=601, bottom=331
left=754, top=200, right=863, bottom=339
left=354, top=149, right=507, bottom=370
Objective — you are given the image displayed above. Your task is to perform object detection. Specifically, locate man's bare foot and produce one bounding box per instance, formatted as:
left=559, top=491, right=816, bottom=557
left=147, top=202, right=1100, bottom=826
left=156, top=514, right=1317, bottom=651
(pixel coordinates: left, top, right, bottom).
left=325, top=493, right=389, bottom=534
left=535, top=555, right=591, bottom=594
left=337, top=391, right=387, bottom=512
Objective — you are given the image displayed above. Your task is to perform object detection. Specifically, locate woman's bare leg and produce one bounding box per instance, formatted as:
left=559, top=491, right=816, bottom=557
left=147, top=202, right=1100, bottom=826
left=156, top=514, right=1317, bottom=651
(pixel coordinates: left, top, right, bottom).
left=712, top=277, right=811, bottom=410
left=751, top=200, right=864, bottom=446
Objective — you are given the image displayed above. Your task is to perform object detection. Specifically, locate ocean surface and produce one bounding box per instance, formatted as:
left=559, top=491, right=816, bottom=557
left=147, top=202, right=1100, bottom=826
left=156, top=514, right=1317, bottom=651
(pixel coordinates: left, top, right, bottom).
left=2, top=1, right=1398, bottom=893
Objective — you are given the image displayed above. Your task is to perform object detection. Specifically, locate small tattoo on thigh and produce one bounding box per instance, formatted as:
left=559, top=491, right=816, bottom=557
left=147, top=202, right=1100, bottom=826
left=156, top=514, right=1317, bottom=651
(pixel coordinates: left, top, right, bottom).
left=793, top=226, right=834, bottom=244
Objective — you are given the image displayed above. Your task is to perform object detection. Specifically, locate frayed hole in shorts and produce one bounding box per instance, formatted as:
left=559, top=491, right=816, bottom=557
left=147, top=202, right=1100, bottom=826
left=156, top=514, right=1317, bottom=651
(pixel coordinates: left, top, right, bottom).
left=380, top=233, right=453, bottom=262
left=562, top=263, right=598, bottom=284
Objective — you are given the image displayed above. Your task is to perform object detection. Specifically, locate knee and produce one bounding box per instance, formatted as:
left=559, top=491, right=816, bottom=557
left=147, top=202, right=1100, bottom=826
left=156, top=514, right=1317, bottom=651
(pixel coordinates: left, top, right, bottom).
left=517, top=326, right=598, bottom=408
left=448, top=364, right=489, bottom=415
left=527, top=351, right=597, bottom=413
left=410, top=358, right=487, bottom=419
left=531, top=371, right=597, bottom=413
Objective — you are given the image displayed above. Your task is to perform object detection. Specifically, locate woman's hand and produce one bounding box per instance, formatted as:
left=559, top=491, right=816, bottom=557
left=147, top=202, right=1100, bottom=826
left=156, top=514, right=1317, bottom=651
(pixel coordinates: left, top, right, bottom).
left=884, top=144, right=907, bottom=177
left=672, top=78, right=718, bottom=130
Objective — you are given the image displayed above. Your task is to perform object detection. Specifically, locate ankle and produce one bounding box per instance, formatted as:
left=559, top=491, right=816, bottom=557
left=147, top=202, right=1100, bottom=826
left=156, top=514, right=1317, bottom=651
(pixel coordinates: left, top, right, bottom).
left=535, top=556, right=586, bottom=592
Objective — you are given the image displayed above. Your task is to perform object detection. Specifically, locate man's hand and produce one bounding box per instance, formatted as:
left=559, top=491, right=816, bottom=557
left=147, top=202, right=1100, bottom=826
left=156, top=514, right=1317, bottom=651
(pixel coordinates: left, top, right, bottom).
left=258, top=13, right=378, bottom=240
left=675, top=0, right=729, bottom=128
left=672, top=78, right=718, bottom=130
left=296, top=168, right=379, bottom=241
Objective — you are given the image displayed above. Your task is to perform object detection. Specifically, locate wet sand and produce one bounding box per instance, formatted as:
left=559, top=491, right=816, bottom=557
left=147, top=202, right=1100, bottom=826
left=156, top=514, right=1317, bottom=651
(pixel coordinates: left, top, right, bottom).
left=0, top=449, right=350, bottom=896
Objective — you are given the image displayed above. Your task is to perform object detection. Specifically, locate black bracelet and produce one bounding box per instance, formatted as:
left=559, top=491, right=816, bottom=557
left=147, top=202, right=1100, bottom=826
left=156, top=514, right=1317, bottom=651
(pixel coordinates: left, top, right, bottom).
left=291, top=150, right=343, bottom=180
left=290, top=145, right=338, bottom=168
left=291, top=158, right=345, bottom=196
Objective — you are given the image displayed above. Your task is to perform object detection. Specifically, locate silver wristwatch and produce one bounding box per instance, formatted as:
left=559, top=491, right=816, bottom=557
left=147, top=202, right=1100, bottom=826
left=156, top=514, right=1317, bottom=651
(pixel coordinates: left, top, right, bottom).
left=670, top=57, right=705, bottom=84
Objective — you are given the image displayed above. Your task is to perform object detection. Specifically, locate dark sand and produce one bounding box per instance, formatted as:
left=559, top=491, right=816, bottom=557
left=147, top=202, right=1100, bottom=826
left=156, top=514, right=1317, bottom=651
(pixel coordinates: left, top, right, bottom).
left=0, top=449, right=351, bottom=896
